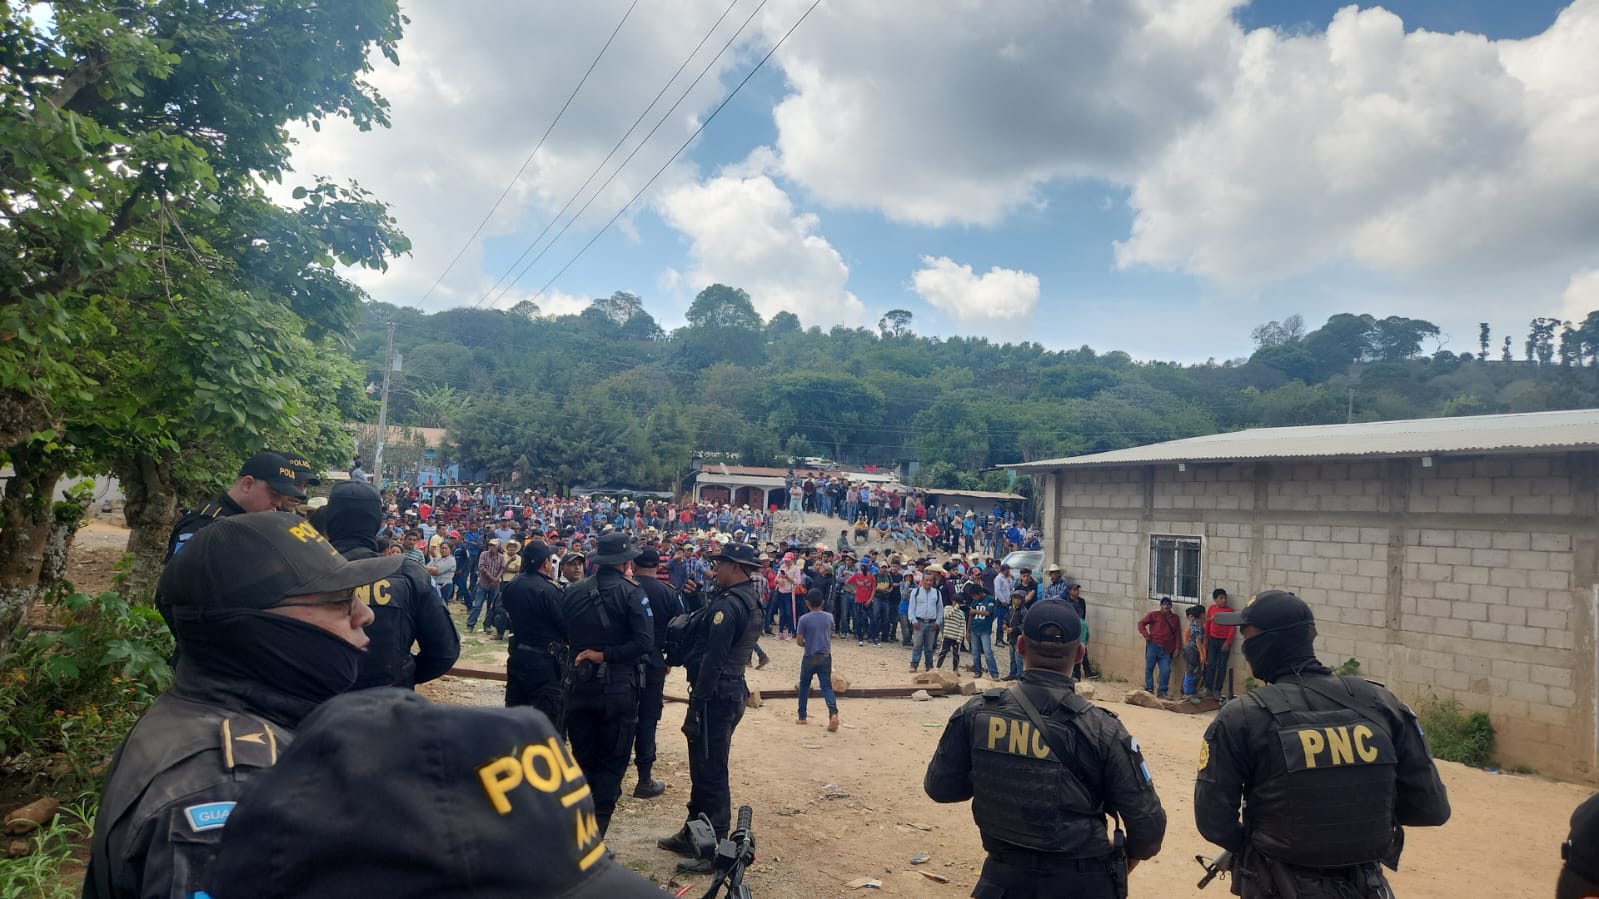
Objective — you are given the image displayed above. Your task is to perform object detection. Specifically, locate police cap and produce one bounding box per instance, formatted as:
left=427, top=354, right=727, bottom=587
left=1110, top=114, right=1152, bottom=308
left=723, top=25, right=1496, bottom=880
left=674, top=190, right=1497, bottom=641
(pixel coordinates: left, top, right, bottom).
left=1212, top=589, right=1312, bottom=629
left=238, top=451, right=306, bottom=499
left=267, top=449, right=321, bottom=486
left=634, top=548, right=662, bottom=568
left=210, top=689, right=662, bottom=899
left=158, top=511, right=401, bottom=611
left=1021, top=599, right=1081, bottom=644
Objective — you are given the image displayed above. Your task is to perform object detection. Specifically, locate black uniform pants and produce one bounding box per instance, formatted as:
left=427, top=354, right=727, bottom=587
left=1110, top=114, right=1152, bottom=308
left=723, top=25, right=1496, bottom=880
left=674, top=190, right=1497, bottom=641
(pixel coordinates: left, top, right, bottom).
left=973, top=855, right=1117, bottom=899
left=633, top=664, right=667, bottom=775
left=686, top=679, right=746, bottom=838
left=505, top=650, right=564, bottom=726
left=565, top=688, right=638, bottom=831
left=1237, top=855, right=1393, bottom=899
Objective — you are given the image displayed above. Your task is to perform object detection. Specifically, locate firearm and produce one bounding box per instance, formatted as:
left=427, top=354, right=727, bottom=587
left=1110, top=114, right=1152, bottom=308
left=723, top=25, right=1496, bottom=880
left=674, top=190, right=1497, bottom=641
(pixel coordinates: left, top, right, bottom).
left=689, top=805, right=757, bottom=899
left=1196, top=850, right=1233, bottom=889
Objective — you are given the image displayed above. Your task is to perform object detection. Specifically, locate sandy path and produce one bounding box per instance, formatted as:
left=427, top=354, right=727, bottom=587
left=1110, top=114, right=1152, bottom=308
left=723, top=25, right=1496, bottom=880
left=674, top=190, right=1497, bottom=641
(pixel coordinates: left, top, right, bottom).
left=426, top=633, right=1590, bottom=899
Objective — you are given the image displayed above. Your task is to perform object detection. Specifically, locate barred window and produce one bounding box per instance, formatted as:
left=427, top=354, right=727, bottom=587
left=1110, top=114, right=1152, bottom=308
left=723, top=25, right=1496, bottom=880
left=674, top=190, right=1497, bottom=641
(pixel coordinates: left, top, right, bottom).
left=1149, top=535, right=1202, bottom=602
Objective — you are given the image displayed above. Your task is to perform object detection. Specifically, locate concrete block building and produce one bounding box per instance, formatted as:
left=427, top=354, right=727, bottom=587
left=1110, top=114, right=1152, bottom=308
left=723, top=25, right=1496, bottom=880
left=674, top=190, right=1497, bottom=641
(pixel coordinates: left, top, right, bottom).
left=1011, top=409, right=1599, bottom=781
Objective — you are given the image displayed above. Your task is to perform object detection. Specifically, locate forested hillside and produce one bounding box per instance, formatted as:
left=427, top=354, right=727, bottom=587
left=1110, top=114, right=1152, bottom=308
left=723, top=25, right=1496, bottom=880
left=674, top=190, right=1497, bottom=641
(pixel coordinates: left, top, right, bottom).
left=352, top=287, right=1599, bottom=491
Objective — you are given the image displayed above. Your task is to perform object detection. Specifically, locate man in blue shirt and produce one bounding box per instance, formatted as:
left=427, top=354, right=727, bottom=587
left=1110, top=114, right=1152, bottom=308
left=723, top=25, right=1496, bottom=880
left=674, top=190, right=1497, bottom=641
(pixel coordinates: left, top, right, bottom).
left=793, top=594, right=839, bottom=731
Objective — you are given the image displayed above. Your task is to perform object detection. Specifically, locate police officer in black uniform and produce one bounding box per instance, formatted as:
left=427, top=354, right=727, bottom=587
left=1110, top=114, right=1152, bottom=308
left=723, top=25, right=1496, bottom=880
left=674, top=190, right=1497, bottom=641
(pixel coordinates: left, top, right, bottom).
left=1558, top=792, right=1599, bottom=899
left=324, top=481, right=459, bottom=690
left=164, top=452, right=303, bottom=562
left=630, top=546, right=684, bottom=799
left=656, top=542, right=764, bottom=875
left=1195, top=590, right=1451, bottom=898
left=266, top=449, right=321, bottom=512
left=210, top=690, right=665, bottom=899
left=925, top=599, right=1166, bottom=899
left=85, top=512, right=399, bottom=899
left=502, top=539, right=567, bottom=725
left=560, top=531, right=653, bottom=838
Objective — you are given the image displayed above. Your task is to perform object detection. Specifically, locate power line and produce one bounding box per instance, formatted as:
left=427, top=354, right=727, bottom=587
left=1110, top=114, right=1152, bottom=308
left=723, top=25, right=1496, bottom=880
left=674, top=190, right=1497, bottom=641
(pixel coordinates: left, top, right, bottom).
left=416, top=0, right=641, bottom=305
left=506, top=0, right=824, bottom=308
left=475, top=0, right=751, bottom=309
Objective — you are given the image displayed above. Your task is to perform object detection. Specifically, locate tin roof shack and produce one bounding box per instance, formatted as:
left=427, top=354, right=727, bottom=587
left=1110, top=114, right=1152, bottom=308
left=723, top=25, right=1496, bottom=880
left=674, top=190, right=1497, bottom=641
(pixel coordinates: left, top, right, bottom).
left=1012, top=409, right=1599, bottom=781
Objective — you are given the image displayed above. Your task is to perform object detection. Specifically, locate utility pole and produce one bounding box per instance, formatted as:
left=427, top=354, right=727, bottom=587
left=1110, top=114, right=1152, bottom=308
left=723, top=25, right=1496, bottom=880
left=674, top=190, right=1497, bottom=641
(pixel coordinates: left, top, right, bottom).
left=373, top=321, right=396, bottom=486
left=1347, top=387, right=1355, bottom=423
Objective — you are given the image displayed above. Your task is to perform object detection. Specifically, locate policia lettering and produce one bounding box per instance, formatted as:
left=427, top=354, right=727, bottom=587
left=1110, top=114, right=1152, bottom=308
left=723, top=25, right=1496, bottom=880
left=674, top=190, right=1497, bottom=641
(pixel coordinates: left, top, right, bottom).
left=478, top=737, right=606, bottom=872
left=1282, top=722, right=1394, bottom=771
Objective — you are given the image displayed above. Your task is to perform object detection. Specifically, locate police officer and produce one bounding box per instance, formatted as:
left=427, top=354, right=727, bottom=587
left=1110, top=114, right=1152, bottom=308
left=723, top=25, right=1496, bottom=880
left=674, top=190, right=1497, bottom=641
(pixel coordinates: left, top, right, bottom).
left=656, top=542, right=763, bottom=875
left=630, top=546, right=684, bottom=799
left=1559, top=792, right=1599, bottom=899
left=924, top=599, right=1166, bottom=899
left=1194, top=590, right=1451, bottom=898
left=266, top=449, right=321, bottom=511
left=502, top=539, right=567, bottom=725
left=164, top=452, right=304, bottom=562
left=85, top=512, right=399, bottom=899
left=560, top=531, right=653, bottom=838
left=210, top=690, right=665, bottom=898
left=324, top=481, right=459, bottom=690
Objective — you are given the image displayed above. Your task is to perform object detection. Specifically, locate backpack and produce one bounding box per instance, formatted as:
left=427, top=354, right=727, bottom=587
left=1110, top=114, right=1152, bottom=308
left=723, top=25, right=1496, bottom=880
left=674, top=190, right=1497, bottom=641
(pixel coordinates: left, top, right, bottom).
left=663, top=605, right=711, bottom=669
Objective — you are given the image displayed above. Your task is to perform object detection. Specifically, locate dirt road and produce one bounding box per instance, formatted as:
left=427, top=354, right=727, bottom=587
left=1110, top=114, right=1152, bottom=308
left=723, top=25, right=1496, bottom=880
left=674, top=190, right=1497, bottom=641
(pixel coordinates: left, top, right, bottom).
left=428, top=631, right=1589, bottom=898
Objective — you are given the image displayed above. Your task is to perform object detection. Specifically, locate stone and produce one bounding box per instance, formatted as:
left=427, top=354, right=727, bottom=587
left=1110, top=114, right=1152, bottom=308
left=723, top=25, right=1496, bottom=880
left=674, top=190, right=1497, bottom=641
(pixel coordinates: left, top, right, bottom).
left=746, top=689, right=764, bottom=709
left=911, top=690, right=933, bottom=701
left=1123, top=690, right=1163, bottom=710
left=833, top=674, right=852, bottom=694
left=959, top=680, right=977, bottom=695
left=912, top=672, right=938, bottom=685
left=1076, top=682, right=1097, bottom=700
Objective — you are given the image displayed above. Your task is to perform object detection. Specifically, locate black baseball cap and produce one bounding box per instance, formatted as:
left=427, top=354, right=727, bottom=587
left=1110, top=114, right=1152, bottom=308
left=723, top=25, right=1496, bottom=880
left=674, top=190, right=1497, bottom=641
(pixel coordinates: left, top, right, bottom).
left=1022, top=599, right=1082, bottom=644
left=634, top=548, right=662, bottom=568
left=268, top=449, right=321, bottom=486
left=1212, top=589, right=1312, bottom=629
left=962, top=582, right=988, bottom=598
left=1560, top=792, right=1599, bottom=898
left=238, top=452, right=306, bottom=499
left=158, top=512, right=402, bottom=610
left=521, top=540, right=558, bottom=571
left=210, top=689, right=662, bottom=899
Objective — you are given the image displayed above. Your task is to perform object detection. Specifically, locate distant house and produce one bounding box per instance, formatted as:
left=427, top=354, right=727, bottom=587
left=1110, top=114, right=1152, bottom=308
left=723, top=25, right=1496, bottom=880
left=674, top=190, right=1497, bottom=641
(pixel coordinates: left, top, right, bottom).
left=687, top=463, right=898, bottom=509
left=1012, top=409, right=1599, bottom=780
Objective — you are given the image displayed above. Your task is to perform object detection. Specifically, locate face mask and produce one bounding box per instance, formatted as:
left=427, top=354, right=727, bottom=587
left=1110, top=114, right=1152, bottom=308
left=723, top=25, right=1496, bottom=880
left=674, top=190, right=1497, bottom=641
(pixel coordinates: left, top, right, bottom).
left=1241, top=623, right=1318, bottom=683
left=176, top=609, right=363, bottom=705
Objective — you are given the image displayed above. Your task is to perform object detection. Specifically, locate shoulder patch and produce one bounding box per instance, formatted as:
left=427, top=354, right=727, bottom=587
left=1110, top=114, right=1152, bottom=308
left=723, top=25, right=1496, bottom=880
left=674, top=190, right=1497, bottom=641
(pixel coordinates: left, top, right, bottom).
left=1198, top=741, right=1211, bottom=771
left=221, top=715, right=278, bottom=770
left=713, top=610, right=725, bottom=625
left=183, top=801, right=235, bottom=833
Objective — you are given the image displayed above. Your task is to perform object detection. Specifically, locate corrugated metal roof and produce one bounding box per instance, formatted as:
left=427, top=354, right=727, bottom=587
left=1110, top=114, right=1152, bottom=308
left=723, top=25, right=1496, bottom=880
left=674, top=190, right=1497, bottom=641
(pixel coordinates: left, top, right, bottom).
left=1010, top=409, right=1599, bottom=470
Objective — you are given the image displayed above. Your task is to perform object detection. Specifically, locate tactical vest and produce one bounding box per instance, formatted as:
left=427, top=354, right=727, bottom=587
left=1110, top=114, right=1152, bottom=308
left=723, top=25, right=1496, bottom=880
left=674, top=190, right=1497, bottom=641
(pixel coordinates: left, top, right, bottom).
left=966, top=687, right=1108, bottom=854
left=719, top=581, right=764, bottom=679
left=1245, top=678, right=1398, bottom=868
left=347, top=552, right=426, bottom=690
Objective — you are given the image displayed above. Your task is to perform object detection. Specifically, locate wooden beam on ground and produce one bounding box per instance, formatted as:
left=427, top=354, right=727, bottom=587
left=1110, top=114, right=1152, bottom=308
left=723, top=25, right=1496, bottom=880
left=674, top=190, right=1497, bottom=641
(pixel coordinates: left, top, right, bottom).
left=447, top=665, right=508, bottom=683
left=446, top=666, right=954, bottom=702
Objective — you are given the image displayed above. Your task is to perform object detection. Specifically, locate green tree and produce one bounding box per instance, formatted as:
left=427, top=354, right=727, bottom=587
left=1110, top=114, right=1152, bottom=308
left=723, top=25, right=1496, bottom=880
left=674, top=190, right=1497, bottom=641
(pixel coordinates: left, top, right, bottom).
left=766, top=310, right=802, bottom=340
left=879, top=308, right=914, bottom=339
left=686, top=284, right=762, bottom=330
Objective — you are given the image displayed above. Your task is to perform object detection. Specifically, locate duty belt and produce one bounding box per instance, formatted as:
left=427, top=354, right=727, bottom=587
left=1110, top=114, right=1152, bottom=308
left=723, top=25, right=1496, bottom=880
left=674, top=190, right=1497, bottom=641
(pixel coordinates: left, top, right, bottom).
left=988, top=848, right=1114, bottom=872
left=513, top=642, right=566, bottom=655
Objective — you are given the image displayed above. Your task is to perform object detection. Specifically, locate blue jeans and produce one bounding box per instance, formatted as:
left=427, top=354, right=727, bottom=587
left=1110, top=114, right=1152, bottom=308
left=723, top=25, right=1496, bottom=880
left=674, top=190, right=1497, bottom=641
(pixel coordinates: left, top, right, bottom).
left=1007, top=638, right=1023, bottom=678
left=899, top=612, right=913, bottom=647
left=1144, top=643, right=1173, bottom=695
left=852, top=603, right=872, bottom=639
left=467, top=584, right=498, bottom=630
left=969, top=630, right=998, bottom=677
left=871, top=600, right=894, bottom=643
left=798, top=653, right=838, bottom=720
left=910, top=621, right=940, bottom=669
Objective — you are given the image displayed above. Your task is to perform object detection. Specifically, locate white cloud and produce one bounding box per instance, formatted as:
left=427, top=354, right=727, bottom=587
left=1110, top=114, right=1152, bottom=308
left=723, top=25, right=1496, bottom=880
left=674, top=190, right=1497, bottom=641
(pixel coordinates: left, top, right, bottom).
left=911, top=256, right=1041, bottom=327
left=1559, top=270, right=1599, bottom=324
left=655, top=172, right=863, bottom=326
left=285, top=1, right=746, bottom=308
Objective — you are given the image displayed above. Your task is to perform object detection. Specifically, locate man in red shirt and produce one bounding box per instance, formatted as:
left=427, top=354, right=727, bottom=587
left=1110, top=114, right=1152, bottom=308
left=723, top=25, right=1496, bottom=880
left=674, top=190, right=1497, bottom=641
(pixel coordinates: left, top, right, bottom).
left=1203, top=588, right=1237, bottom=698
left=1137, top=597, right=1183, bottom=698
left=845, top=561, right=877, bottom=647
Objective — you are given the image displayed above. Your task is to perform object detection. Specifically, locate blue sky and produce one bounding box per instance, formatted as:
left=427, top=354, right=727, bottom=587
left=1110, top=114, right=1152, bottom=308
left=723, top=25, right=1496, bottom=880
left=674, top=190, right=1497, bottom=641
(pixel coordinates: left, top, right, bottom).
left=290, top=0, right=1599, bottom=363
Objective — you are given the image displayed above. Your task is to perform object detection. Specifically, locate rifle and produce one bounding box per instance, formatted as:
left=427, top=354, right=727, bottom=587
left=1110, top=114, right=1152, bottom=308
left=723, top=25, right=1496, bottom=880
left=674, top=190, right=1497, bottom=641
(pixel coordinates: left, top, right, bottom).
left=1196, top=850, right=1232, bottom=889
left=686, top=805, right=757, bottom=898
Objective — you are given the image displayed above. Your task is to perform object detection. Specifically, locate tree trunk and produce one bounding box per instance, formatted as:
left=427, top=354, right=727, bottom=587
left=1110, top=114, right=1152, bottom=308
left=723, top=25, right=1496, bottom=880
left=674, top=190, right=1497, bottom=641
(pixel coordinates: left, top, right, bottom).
left=0, top=445, right=67, bottom=659
left=38, top=486, right=91, bottom=594
left=112, top=452, right=178, bottom=602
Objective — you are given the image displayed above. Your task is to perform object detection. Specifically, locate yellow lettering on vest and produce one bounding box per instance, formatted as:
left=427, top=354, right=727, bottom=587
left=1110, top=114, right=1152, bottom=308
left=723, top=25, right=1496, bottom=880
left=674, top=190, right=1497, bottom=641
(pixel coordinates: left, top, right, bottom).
left=1353, top=724, right=1378, bottom=762
left=520, top=743, right=562, bottom=792
left=1325, top=727, right=1355, bottom=766
left=353, top=580, right=393, bottom=607
left=1031, top=729, right=1050, bottom=760
left=987, top=716, right=1007, bottom=750
left=1008, top=720, right=1029, bottom=756
left=478, top=756, right=522, bottom=815
left=1298, top=729, right=1325, bottom=768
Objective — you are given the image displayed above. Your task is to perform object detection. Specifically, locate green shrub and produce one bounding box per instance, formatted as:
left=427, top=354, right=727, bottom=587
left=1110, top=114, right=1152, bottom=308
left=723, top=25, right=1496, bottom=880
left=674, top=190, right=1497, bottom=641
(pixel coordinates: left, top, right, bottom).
left=1, top=588, right=172, bottom=793
left=1416, top=696, right=1496, bottom=768
left=1333, top=657, right=1361, bottom=677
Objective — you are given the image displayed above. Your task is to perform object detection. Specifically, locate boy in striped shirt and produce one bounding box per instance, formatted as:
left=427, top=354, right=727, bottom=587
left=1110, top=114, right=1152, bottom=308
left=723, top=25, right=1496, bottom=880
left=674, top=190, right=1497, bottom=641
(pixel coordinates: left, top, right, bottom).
left=934, top=592, right=967, bottom=673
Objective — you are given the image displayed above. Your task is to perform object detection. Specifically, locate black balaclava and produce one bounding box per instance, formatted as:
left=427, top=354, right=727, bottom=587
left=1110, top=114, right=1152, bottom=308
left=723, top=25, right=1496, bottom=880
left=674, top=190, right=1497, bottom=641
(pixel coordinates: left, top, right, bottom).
left=1241, top=621, right=1329, bottom=683
left=326, top=481, right=384, bottom=554
left=174, top=608, right=363, bottom=716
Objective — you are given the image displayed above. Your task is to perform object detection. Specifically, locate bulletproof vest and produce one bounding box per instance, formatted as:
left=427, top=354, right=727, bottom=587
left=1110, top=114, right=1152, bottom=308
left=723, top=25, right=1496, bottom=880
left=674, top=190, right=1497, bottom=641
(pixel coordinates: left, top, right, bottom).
left=966, top=686, right=1110, bottom=855
left=719, top=580, right=764, bottom=679
left=1244, top=677, right=1399, bottom=868
left=345, top=550, right=426, bottom=690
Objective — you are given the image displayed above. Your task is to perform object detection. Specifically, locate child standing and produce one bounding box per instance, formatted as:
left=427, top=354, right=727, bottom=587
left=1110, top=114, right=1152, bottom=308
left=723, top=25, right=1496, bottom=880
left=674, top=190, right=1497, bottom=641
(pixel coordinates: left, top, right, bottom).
left=794, top=594, right=840, bottom=731
left=935, top=592, right=967, bottom=673
left=1182, top=604, right=1207, bottom=699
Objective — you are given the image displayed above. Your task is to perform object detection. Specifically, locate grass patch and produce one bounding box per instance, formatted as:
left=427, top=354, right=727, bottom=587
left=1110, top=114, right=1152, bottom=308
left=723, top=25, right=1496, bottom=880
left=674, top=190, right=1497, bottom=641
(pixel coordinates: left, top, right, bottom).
left=0, top=796, right=96, bottom=899
left=1417, top=696, right=1496, bottom=768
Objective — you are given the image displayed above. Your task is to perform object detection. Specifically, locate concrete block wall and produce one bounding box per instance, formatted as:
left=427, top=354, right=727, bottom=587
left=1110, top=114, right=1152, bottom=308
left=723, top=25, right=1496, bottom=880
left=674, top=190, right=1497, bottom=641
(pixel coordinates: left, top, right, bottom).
left=1038, top=452, right=1599, bottom=782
